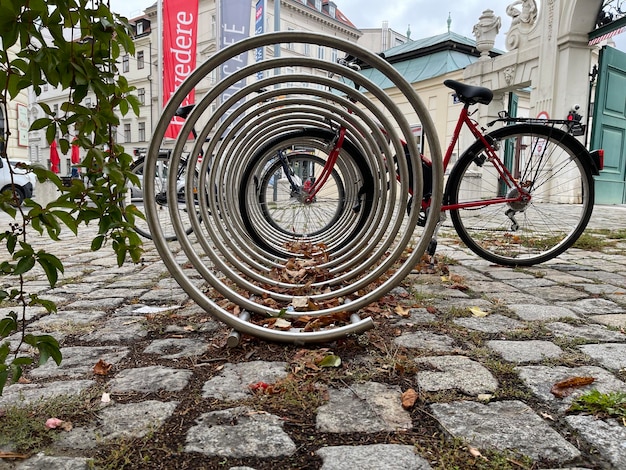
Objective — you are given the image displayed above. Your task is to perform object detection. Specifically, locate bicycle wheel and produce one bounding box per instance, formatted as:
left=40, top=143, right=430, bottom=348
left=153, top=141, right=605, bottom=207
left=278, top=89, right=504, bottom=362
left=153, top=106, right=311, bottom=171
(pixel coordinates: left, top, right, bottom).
left=127, top=154, right=198, bottom=241
left=446, top=123, right=594, bottom=266
left=257, top=153, right=345, bottom=237
left=239, top=128, right=375, bottom=256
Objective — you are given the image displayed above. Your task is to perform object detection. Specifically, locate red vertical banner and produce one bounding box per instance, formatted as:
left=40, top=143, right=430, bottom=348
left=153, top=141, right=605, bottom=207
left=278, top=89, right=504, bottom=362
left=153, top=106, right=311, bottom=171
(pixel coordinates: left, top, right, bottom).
left=162, top=0, right=198, bottom=139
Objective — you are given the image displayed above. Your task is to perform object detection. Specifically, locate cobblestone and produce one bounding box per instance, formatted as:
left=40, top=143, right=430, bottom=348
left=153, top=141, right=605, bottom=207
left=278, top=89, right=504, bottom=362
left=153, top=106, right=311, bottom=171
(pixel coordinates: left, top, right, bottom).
left=2, top=205, right=626, bottom=468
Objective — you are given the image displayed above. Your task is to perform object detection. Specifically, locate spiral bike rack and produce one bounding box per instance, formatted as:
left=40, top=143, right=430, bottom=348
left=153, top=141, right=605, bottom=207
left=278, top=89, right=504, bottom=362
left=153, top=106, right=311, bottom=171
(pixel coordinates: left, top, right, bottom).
left=144, top=31, right=443, bottom=344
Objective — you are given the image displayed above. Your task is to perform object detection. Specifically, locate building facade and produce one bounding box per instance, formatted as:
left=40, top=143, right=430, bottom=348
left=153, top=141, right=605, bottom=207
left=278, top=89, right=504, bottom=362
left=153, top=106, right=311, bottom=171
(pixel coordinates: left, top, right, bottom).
left=357, top=21, right=408, bottom=54
left=28, top=0, right=362, bottom=170
left=2, top=46, right=29, bottom=164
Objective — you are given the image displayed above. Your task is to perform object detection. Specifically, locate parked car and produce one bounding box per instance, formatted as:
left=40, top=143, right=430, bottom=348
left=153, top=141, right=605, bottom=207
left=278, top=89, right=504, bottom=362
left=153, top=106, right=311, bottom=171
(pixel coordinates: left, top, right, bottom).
left=0, top=157, right=36, bottom=205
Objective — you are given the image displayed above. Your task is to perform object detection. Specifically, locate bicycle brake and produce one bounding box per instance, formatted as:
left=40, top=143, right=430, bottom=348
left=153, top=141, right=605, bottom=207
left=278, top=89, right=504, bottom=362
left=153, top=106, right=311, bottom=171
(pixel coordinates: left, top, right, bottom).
left=471, top=152, right=487, bottom=167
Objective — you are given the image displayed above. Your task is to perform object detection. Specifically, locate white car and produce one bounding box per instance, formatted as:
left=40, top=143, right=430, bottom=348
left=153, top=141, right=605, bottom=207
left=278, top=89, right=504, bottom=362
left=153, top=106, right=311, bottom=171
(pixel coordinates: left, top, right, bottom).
left=0, top=158, right=36, bottom=205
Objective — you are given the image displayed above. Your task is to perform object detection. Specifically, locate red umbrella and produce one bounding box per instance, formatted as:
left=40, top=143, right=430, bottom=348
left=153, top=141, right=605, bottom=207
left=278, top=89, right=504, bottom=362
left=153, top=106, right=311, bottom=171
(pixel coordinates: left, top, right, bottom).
left=71, top=139, right=80, bottom=164
left=49, top=140, right=60, bottom=174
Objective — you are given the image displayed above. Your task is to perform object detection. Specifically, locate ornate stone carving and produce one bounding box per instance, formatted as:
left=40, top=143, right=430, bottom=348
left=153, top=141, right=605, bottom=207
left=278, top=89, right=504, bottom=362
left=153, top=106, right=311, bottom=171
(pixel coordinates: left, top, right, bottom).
left=506, top=0, right=538, bottom=27
left=503, top=66, right=516, bottom=86
left=473, top=9, right=501, bottom=60
left=505, top=0, right=539, bottom=51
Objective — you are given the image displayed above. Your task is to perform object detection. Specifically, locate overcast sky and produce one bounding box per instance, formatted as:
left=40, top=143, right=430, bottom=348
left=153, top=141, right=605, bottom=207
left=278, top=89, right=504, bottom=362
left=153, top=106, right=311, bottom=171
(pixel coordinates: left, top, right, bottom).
left=109, top=0, right=624, bottom=52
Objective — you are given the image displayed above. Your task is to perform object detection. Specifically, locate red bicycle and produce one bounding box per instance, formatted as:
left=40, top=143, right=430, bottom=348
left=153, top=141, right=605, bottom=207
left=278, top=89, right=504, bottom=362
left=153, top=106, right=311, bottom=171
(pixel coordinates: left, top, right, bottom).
left=240, top=73, right=603, bottom=266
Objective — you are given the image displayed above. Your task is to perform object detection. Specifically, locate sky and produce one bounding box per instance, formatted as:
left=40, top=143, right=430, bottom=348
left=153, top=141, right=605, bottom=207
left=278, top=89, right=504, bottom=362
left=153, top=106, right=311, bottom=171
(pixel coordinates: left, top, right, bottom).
left=108, top=0, right=624, bottom=52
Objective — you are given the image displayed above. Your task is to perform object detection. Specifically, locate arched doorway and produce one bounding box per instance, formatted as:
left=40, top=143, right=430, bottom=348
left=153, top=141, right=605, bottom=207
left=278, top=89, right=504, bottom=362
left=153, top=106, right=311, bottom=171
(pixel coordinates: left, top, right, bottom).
left=464, top=0, right=626, bottom=204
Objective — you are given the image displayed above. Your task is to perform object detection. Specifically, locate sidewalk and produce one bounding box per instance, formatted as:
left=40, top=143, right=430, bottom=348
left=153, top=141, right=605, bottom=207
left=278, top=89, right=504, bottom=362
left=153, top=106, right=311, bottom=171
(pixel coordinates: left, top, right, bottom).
left=0, top=205, right=625, bottom=469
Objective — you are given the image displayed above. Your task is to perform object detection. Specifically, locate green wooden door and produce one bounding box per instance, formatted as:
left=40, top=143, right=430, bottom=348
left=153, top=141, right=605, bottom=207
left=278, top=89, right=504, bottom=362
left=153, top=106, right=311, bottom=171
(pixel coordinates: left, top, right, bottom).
left=499, top=93, right=519, bottom=196
left=591, top=46, right=626, bottom=204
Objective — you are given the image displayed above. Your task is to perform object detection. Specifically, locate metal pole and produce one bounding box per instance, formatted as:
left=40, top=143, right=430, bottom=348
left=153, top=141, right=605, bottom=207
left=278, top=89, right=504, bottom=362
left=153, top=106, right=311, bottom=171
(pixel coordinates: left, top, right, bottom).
left=157, top=0, right=163, bottom=113
left=274, top=0, right=280, bottom=80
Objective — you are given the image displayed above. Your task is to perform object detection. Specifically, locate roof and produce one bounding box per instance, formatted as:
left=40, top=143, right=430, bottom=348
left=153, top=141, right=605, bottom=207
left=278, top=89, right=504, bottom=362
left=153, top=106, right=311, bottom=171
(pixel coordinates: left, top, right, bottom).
left=357, top=31, right=500, bottom=89
left=297, top=0, right=357, bottom=29
left=383, top=31, right=478, bottom=60
left=359, top=50, right=479, bottom=89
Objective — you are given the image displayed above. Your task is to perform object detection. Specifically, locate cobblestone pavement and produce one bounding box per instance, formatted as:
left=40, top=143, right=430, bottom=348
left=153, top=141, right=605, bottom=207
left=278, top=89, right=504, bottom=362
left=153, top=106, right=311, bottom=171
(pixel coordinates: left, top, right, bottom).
left=1, top=205, right=626, bottom=469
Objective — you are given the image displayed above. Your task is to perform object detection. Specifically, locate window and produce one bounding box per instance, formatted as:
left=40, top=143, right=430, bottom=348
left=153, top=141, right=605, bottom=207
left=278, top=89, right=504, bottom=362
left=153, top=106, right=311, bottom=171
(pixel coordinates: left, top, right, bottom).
left=287, top=28, right=295, bottom=50
left=138, top=88, right=145, bottom=105
left=122, top=54, right=129, bottom=73
left=331, top=48, right=338, bottom=64
left=85, top=97, right=91, bottom=108
left=138, top=122, right=146, bottom=142
left=53, top=104, right=59, bottom=115
left=124, top=123, right=131, bottom=143
left=315, top=0, right=322, bottom=11
left=329, top=3, right=336, bottom=18
left=136, top=21, right=144, bottom=35
left=137, top=50, right=144, bottom=69
left=304, top=43, right=311, bottom=57
left=317, top=46, right=324, bottom=60
left=211, top=15, right=216, bottom=39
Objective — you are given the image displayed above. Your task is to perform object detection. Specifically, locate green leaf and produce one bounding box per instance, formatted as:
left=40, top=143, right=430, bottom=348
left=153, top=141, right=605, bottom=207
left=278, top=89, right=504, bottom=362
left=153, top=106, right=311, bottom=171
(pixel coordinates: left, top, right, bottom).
left=30, top=117, right=53, bottom=131
left=10, top=363, right=23, bottom=383
left=37, top=338, right=62, bottom=366
left=0, top=313, right=18, bottom=337
left=6, top=233, right=17, bottom=254
left=12, top=356, right=33, bottom=367
left=36, top=252, right=63, bottom=287
left=45, top=122, right=57, bottom=143
left=0, top=369, right=8, bottom=396
left=24, top=334, right=62, bottom=366
left=0, top=341, right=10, bottom=361
left=91, top=234, right=105, bottom=251
left=14, top=255, right=35, bottom=275
left=51, top=210, right=79, bottom=234
left=319, top=354, right=342, bottom=368
left=29, top=295, right=57, bottom=314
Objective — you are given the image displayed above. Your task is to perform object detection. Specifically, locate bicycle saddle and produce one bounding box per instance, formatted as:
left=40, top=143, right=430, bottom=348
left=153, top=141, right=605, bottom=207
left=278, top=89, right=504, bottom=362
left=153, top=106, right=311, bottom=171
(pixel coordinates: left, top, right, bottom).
left=443, top=80, right=493, bottom=105
left=175, top=104, right=196, bottom=119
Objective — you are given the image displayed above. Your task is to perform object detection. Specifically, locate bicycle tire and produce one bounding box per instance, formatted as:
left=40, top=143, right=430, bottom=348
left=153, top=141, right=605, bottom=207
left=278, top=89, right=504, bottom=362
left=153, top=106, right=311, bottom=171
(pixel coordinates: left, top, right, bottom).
left=127, top=155, right=198, bottom=241
left=239, top=128, right=375, bottom=256
left=445, top=123, right=595, bottom=266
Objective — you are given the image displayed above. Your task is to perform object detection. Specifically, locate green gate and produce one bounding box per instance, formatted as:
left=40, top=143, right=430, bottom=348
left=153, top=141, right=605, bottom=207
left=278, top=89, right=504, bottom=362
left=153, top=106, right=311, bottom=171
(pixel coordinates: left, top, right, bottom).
left=591, top=46, right=626, bottom=204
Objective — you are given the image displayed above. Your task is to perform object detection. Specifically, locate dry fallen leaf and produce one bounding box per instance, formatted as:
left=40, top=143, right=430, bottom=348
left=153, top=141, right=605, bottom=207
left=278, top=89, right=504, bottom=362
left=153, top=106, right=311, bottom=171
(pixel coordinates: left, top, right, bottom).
left=468, top=446, right=488, bottom=461
left=59, top=421, right=73, bottom=431
left=401, top=388, right=418, bottom=409
left=0, top=451, right=28, bottom=459
left=274, top=318, right=292, bottom=329
left=469, top=306, right=489, bottom=317
left=550, top=376, right=595, bottom=398
left=93, top=359, right=113, bottom=376
left=394, top=305, right=411, bottom=318
left=292, top=296, right=310, bottom=309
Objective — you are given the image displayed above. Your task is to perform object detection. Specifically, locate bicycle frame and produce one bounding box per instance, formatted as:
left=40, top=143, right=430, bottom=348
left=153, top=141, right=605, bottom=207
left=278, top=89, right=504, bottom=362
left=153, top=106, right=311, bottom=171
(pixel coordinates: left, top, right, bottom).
left=296, top=100, right=530, bottom=216
left=439, top=104, right=528, bottom=212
